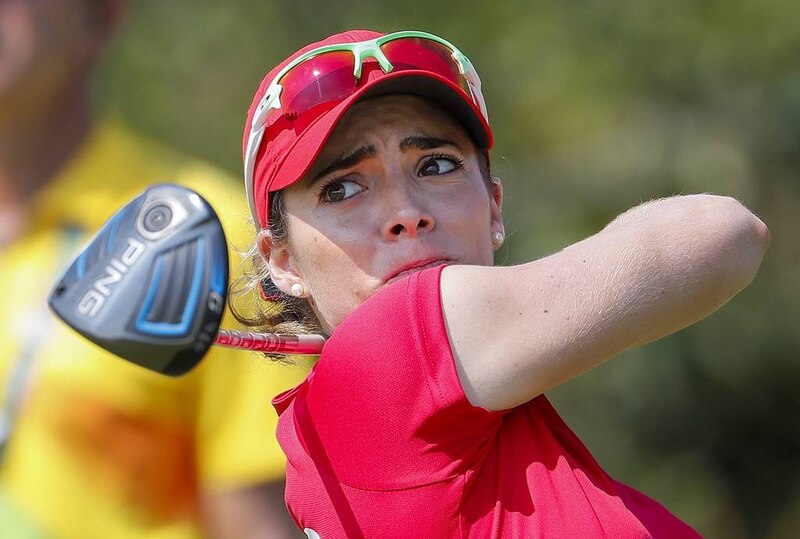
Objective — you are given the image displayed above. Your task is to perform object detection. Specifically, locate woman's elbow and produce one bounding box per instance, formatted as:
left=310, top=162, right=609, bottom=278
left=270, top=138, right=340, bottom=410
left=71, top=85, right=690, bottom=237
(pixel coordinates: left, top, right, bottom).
left=744, top=205, right=771, bottom=254
left=708, top=195, right=770, bottom=289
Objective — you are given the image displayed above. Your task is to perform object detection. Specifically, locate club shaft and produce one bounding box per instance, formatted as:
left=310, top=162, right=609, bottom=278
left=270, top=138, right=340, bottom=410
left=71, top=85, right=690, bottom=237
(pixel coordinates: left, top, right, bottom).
left=214, top=329, right=325, bottom=355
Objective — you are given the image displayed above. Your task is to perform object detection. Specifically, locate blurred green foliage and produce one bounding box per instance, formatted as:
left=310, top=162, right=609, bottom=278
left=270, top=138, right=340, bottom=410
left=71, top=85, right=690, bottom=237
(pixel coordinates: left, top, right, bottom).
left=96, top=2, right=799, bottom=537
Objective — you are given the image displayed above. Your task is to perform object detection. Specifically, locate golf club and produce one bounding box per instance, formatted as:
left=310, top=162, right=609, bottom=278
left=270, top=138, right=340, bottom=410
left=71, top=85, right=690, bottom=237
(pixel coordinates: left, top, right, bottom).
left=48, top=183, right=325, bottom=376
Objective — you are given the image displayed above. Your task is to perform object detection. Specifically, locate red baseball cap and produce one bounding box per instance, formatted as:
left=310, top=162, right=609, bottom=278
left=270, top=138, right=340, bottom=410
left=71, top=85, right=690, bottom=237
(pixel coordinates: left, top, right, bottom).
left=243, top=29, right=494, bottom=229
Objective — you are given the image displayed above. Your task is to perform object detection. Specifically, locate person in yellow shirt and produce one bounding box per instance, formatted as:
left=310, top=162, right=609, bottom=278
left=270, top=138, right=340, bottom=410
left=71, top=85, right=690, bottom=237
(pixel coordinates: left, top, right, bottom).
left=0, top=1, right=305, bottom=537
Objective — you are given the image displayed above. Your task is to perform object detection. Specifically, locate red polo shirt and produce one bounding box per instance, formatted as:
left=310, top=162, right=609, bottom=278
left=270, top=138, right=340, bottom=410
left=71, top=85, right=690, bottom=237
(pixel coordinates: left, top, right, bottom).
left=274, top=266, right=702, bottom=538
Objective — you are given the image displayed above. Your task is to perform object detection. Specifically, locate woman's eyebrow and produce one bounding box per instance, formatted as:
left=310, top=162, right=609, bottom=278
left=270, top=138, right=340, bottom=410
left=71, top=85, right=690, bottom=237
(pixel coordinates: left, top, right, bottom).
left=309, top=136, right=457, bottom=186
left=400, top=135, right=458, bottom=152
left=311, top=145, right=376, bottom=184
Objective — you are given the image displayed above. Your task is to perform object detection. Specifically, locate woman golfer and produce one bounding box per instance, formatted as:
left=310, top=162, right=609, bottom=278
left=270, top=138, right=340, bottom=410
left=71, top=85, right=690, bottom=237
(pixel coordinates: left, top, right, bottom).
left=234, top=29, right=769, bottom=538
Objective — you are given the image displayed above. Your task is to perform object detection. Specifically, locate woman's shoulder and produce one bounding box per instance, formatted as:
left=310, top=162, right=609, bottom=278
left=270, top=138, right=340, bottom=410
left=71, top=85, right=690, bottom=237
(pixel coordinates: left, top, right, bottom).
left=328, top=264, right=446, bottom=343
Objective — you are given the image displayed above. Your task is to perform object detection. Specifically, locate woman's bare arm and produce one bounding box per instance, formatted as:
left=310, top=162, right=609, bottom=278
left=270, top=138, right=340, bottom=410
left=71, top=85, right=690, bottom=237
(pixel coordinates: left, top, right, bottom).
left=441, top=194, right=770, bottom=411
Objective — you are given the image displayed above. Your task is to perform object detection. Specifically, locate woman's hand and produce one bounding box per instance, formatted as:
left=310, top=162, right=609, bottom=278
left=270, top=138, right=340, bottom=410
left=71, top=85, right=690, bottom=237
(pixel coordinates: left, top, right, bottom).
left=441, top=194, right=770, bottom=411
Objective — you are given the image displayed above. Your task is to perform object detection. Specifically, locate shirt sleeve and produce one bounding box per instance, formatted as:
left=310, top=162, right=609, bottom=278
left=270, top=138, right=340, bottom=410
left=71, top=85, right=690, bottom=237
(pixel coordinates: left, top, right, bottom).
left=303, top=265, right=504, bottom=491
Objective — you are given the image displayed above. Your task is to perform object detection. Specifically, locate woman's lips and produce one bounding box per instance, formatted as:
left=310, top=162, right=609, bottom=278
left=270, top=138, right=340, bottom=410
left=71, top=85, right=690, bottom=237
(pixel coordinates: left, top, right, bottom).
left=384, top=258, right=451, bottom=285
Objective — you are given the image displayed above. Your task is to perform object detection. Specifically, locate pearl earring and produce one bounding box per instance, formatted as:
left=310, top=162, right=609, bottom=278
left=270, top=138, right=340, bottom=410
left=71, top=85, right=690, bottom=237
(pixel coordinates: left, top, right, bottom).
left=492, top=231, right=505, bottom=248
left=290, top=283, right=306, bottom=298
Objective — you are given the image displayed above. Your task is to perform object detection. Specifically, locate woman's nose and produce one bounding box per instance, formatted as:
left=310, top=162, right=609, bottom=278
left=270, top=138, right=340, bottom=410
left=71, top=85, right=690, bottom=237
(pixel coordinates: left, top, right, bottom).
left=381, top=190, right=435, bottom=240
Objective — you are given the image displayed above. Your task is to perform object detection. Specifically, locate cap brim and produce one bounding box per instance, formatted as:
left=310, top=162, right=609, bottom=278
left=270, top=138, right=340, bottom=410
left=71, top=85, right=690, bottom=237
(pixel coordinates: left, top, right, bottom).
left=269, top=70, right=493, bottom=192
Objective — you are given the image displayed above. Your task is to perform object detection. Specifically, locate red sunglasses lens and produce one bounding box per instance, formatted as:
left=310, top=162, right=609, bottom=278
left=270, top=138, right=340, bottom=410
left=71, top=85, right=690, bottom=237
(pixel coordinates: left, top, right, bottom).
left=381, top=38, right=471, bottom=96
left=268, top=38, right=472, bottom=127
left=277, top=51, right=357, bottom=120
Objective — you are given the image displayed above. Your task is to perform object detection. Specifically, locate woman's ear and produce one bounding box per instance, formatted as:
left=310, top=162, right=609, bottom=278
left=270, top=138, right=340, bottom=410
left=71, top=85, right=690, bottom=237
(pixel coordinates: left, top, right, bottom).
left=257, top=229, right=301, bottom=296
left=490, top=176, right=505, bottom=237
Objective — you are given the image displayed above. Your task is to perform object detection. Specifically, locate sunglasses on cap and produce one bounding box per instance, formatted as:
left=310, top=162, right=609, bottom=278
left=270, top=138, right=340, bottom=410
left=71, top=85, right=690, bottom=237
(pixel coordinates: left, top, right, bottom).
left=243, top=30, right=489, bottom=226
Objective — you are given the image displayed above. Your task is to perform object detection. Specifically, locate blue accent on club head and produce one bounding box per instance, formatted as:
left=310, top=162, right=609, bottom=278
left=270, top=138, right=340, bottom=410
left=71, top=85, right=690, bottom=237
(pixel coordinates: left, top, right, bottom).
left=210, top=237, right=226, bottom=296
left=75, top=251, right=87, bottom=279
left=73, top=203, right=131, bottom=280
left=135, top=237, right=206, bottom=337
left=104, top=205, right=127, bottom=254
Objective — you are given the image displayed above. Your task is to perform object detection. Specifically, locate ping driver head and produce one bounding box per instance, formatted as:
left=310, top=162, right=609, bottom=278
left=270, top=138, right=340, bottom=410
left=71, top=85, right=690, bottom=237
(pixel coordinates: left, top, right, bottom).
left=48, top=184, right=228, bottom=376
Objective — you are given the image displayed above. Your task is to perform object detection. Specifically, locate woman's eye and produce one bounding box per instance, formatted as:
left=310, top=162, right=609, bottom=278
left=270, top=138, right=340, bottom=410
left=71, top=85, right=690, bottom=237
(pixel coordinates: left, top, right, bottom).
left=321, top=180, right=363, bottom=203
left=420, top=157, right=460, bottom=176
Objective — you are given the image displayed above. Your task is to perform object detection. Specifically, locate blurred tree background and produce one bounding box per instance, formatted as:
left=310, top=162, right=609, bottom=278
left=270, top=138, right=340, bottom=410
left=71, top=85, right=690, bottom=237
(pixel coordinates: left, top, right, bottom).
left=96, top=1, right=799, bottom=537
